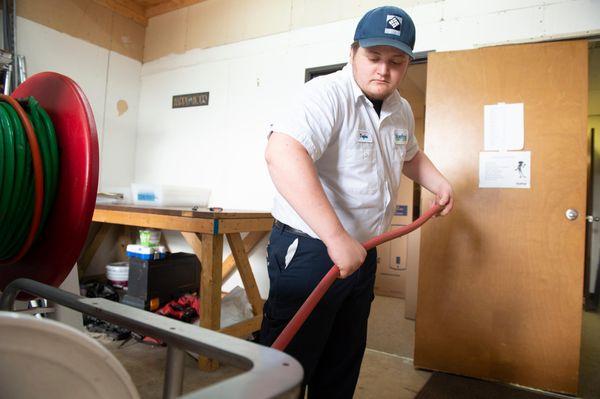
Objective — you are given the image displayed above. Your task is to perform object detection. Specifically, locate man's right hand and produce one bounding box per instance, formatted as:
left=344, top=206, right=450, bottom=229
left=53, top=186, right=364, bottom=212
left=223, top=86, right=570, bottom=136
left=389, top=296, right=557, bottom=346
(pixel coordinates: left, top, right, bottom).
left=324, top=232, right=367, bottom=278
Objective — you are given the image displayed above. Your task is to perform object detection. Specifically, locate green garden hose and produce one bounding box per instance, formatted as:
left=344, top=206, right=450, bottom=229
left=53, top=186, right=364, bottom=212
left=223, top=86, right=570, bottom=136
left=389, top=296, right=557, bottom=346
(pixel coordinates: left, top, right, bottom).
left=0, top=96, right=59, bottom=261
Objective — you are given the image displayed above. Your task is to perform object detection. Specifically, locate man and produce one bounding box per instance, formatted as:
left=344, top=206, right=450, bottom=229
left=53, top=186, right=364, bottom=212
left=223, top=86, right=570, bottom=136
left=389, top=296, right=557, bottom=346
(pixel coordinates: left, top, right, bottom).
left=260, top=6, right=454, bottom=398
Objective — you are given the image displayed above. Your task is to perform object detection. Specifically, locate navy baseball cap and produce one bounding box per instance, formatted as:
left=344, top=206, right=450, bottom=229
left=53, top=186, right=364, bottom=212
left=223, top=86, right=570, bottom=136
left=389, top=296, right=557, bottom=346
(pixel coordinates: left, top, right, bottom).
left=353, top=6, right=416, bottom=59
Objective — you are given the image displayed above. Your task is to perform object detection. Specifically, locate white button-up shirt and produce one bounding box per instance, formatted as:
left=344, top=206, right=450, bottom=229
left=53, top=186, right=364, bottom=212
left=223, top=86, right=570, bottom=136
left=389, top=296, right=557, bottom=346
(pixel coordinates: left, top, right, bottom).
left=269, top=64, right=419, bottom=242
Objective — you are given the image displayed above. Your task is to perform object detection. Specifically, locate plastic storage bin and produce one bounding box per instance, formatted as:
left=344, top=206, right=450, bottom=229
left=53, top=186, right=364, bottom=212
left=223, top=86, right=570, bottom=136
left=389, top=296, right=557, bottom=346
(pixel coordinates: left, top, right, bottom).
left=131, top=184, right=210, bottom=207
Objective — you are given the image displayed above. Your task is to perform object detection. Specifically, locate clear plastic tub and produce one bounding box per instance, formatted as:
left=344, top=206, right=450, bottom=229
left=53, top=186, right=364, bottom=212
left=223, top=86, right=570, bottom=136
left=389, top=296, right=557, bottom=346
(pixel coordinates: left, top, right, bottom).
left=131, top=184, right=210, bottom=207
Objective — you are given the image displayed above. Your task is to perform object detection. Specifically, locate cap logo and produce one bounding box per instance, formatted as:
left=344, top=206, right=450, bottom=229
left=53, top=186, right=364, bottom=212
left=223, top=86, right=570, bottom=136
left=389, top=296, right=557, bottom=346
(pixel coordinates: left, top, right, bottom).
left=385, top=15, right=402, bottom=36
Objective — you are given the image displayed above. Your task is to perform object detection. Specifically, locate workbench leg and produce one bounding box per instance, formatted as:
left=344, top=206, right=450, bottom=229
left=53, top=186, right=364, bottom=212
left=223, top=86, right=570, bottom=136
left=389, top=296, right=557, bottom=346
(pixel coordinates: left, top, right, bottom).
left=226, top=233, right=264, bottom=316
left=199, top=233, right=223, bottom=371
left=181, top=232, right=202, bottom=262
left=221, top=231, right=267, bottom=281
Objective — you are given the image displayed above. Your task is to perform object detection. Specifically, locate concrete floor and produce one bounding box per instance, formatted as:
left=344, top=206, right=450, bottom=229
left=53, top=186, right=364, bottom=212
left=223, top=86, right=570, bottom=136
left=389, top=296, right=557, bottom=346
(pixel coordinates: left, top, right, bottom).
left=102, top=338, right=241, bottom=398
left=579, top=309, right=600, bottom=399
left=99, top=296, right=428, bottom=398
left=98, top=296, right=600, bottom=398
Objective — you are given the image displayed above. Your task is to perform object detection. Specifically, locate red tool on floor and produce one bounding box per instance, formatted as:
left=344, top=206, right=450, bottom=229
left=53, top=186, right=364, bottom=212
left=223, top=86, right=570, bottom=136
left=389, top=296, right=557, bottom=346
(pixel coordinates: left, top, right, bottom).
left=271, top=203, right=445, bottom=351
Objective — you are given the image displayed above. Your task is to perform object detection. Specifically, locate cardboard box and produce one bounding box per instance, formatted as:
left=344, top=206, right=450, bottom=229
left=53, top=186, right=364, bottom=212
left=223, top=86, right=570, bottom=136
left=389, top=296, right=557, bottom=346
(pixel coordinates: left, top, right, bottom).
left=374, top=173, right=414, bottom=298
left=375, top=227, right=408, bottom=298
left=404, top=229, right=421, bottom=320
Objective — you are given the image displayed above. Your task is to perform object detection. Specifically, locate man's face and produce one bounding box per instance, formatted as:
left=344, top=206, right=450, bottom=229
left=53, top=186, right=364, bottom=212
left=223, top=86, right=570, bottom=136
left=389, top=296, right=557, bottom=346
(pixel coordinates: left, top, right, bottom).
left=350, top=45, right=410, bottom=100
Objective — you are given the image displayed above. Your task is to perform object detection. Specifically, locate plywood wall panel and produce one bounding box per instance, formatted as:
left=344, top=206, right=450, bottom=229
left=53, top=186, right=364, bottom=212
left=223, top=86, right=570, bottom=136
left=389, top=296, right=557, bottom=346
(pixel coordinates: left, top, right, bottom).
left=18, top=0, right=145, bottom=62
left=144, top=6, right=188, bottom=61
left=111, top=12, right=146, bottom=61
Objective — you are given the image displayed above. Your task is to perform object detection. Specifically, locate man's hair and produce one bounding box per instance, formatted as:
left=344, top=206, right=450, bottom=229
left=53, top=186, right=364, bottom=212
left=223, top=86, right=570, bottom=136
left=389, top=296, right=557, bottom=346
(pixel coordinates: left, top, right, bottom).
left=351, top=41, right=359, bottom=53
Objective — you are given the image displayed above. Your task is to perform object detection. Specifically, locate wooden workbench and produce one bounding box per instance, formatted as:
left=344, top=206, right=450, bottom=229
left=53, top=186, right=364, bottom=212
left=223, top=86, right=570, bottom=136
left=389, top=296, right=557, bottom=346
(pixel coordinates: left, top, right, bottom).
left=86, top=204, right=273, bottom=370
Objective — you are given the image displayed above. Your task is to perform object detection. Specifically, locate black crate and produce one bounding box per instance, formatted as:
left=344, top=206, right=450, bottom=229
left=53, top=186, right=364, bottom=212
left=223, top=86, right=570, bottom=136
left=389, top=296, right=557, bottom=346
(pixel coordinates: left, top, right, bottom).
left=121, top=252, right=200, bottom=310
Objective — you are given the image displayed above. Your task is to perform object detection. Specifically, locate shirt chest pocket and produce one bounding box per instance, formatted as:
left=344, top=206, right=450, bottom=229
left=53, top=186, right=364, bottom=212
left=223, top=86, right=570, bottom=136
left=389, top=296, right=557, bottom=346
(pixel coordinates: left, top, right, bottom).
left=392, top=143, right=406, bottom=163
left=344, top=143, right=376, bottom=167
left=390, top=128, right=409, bottom=164
left=337, top=141, right=378, bottom=194
left=340, top=129, right=376, bottom=167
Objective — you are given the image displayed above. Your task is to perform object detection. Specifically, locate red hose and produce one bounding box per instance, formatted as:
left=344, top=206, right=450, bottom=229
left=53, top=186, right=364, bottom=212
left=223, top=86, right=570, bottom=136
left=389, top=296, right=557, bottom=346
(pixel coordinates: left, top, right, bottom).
left=271, top=203, right=444, bottom=351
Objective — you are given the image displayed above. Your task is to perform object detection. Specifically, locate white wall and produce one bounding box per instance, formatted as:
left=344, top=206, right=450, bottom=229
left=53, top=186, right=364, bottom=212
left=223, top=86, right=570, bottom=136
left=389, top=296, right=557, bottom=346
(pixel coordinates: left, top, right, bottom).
left=100, top=53, right=143, bottom=189
left=137, top=0, right=600, bottom=295
left=16, top=16, right=142, bottom=191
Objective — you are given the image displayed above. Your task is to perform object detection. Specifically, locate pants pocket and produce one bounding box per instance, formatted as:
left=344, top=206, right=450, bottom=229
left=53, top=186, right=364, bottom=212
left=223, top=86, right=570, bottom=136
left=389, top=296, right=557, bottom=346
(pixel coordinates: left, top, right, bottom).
left=259, top=299, right=296, bottom=346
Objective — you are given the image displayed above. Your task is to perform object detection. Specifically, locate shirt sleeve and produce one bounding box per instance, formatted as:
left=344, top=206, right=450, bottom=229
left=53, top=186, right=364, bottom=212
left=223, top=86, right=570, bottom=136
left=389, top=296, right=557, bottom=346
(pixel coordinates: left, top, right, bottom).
left=403, top=99, right=419, bottom=161
left=268, top=78, right=339, bottom=162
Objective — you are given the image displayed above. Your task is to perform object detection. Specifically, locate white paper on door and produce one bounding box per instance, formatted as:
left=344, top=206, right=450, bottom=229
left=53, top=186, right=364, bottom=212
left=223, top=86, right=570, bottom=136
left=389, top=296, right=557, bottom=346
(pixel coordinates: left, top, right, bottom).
left=483, top=102, right=524, bottom=151
left=479, top=151, right=531, bottom=189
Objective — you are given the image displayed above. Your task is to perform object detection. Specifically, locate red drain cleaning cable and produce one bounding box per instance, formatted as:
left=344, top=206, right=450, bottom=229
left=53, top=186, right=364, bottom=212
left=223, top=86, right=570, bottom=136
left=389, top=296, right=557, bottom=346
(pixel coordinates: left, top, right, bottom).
left=271, top=203, right=444, bottom=351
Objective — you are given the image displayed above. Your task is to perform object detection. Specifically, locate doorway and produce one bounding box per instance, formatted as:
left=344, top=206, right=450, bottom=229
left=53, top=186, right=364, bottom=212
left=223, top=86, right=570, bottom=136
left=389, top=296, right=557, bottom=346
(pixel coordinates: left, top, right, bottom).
left=579, top=40, right=600, bottom=399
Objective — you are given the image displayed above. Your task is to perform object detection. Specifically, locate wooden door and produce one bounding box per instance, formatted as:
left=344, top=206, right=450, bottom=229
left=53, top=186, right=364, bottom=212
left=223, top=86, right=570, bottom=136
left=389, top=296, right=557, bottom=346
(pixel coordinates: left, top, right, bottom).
left=415, top=41, right=588, bottom=394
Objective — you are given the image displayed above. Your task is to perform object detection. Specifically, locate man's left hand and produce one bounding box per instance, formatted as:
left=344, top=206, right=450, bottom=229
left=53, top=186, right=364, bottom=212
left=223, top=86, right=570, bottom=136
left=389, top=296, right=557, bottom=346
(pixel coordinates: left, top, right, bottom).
left=433, top=182, right=454, bottom=216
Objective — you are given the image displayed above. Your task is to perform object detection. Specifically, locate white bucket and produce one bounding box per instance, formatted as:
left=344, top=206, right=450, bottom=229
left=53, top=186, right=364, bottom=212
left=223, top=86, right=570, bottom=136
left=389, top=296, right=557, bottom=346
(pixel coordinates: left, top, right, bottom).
left=106, top=261, right=129, bottom=288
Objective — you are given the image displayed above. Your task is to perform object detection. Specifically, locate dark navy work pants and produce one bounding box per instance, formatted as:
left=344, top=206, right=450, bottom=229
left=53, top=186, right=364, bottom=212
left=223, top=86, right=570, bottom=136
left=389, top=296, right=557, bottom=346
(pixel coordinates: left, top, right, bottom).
left=259, top=223, right=377, bottom=399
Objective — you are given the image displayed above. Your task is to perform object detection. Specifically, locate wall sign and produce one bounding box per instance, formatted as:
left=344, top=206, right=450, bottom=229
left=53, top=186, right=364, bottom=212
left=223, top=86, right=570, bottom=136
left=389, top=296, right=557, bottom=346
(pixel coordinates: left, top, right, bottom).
left=483, top=102, right=524, bottom=151
left=172, top=92, right=209, bottom=108
left=479, top=151, right=531, bottom=189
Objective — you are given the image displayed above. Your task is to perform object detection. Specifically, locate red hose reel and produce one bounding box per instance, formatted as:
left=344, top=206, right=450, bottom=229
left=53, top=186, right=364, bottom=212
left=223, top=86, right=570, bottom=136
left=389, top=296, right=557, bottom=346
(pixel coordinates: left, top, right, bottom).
left=0, top=72, right=99, bottom=291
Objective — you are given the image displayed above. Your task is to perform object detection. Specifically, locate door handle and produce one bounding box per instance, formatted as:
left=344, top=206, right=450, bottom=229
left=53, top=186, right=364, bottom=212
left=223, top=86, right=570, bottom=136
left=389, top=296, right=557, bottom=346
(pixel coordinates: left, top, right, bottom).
left=565, top=209, right=579, bottom=221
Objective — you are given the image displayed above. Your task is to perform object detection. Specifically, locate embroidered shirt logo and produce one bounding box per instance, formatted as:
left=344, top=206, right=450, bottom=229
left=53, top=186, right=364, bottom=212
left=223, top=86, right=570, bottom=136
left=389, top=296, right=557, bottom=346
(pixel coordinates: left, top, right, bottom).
left=394, top=130, right=408, bottom=145
left=385, top=15, right=402, bottom=36
left=357, top=129, right=373, bottom=143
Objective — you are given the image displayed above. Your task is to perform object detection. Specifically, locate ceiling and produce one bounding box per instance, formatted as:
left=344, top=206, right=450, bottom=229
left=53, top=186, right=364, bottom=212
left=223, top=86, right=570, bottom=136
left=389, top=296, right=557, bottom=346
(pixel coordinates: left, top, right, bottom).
left=94, top=0, right=207, bottom=26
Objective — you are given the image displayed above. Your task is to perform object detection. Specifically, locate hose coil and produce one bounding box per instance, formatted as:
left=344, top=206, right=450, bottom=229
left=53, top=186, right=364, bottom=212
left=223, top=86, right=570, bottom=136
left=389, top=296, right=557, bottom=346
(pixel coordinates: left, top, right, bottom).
left=0, top=96, right=58, bottom=264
